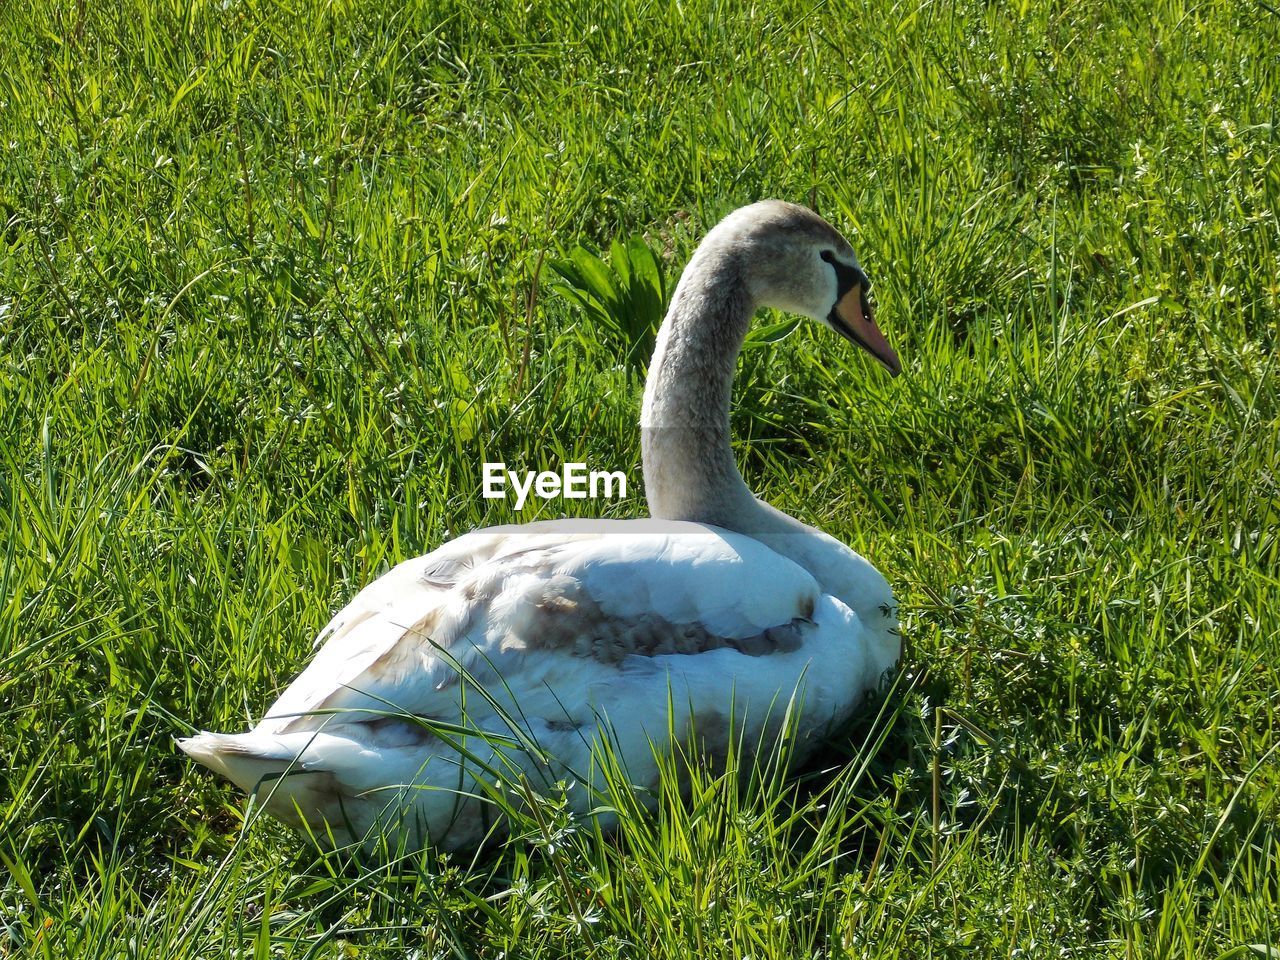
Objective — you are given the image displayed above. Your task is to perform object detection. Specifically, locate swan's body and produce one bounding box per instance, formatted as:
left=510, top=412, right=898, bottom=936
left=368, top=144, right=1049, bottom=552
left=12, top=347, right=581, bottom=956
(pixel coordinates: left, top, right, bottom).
left=181, top=201, right=902, bottom=850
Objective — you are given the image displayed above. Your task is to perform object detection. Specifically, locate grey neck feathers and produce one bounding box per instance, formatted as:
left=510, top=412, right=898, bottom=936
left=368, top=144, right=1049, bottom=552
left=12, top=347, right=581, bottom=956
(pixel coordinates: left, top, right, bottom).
left=637, top=228, right=883, bottom=621
left=640, top=245, right=804, bottom=538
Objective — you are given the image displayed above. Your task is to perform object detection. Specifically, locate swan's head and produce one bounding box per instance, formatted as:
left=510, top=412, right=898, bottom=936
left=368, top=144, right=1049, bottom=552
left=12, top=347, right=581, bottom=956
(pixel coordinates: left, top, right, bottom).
left=712, top=200, right=901, bottom=376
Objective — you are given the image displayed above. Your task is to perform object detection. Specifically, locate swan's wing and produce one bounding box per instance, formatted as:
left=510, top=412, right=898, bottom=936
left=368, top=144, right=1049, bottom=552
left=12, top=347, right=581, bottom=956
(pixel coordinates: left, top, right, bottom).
left=254, top=519, right=823, bottom=735
left=254, top=527, right=512, bottom=733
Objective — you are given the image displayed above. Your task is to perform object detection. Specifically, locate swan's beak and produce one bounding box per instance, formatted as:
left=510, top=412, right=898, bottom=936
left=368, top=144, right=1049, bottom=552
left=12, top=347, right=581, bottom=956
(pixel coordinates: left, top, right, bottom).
left=829, top=285, right=901, bottom=377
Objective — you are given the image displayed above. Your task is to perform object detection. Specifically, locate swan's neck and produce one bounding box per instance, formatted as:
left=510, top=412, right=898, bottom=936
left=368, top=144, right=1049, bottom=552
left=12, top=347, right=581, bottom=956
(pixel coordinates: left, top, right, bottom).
left=641, top=248, right=773, bottom=531
left=639, top=239, right=879, bottom=617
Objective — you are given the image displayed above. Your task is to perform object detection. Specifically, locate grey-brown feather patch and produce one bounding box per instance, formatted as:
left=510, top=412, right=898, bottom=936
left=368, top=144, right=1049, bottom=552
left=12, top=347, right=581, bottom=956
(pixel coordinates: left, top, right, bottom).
left=511, top=579, right=811, bottom=662
left=799, top=594, right=815, bottom=621
left=359, top=715, right=441, bottom=748
left=419, top=556, right=473, bottom=589
left=728, top=621, right=804, bottom=656
left=310, top=550, right=817, bottom=718
left=423, top=565, right=812, bottom=664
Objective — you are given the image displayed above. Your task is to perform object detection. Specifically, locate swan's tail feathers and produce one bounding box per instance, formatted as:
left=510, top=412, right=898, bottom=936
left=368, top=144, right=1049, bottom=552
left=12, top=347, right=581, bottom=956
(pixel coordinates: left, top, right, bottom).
left=180, top=731, right=294, bottom=789
left=178, top=731, right=345, bottom=833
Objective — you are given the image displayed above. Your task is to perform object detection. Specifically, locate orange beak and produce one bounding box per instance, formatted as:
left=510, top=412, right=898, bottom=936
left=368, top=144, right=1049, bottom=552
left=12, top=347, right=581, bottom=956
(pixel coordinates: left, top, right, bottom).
left=830, top=284, right=901, bottom=376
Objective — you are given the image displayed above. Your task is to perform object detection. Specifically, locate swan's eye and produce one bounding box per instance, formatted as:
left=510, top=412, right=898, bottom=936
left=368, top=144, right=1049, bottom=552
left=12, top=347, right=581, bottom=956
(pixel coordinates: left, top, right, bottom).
left=821, top=249, right=872, bottom=294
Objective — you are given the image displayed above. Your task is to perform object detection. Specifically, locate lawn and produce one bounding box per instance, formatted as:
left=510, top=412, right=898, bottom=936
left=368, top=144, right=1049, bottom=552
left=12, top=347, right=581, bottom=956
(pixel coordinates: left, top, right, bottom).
left=1, top=0, right=1278, bottom=956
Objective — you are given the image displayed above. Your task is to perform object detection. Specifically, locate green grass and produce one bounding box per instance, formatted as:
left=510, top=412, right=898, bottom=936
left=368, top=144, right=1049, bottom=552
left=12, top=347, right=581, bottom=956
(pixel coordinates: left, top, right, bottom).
left=2, top=0, right=1278, bottom=955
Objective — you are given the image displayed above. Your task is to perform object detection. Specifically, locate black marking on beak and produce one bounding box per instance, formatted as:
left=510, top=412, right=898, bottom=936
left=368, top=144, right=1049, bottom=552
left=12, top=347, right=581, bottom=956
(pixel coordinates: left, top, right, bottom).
left=820, top=249, right=872, bottom=308
left=821, top=250, right=899, bottom=376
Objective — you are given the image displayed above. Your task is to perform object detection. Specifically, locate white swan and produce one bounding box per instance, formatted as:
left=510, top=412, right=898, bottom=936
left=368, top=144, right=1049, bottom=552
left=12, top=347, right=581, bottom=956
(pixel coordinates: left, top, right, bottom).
left=180, top=201, right=902, bottom=851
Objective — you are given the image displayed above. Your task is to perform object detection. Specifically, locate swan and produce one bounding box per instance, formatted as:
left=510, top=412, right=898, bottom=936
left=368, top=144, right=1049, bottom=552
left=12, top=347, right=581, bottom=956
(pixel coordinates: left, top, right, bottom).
left=179, top=200, right=903, bottom=851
